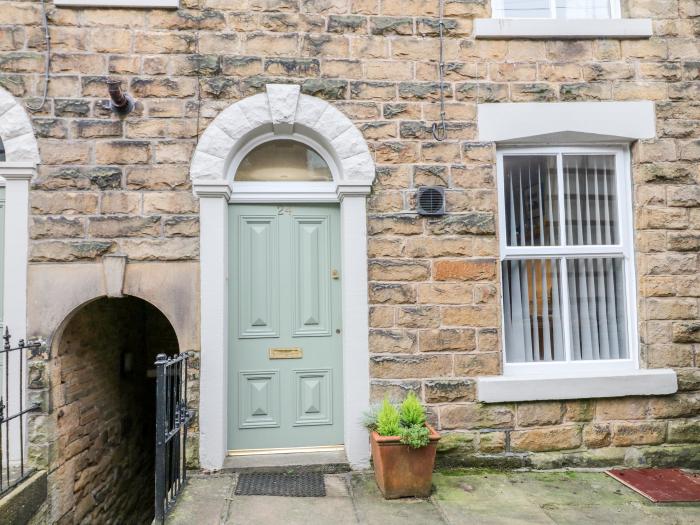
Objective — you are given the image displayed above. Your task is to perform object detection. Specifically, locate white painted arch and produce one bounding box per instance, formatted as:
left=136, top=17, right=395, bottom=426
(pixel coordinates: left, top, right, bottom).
left=0, top=86, right=39, bottom=463
left=191, top=84, right=376, bottom=470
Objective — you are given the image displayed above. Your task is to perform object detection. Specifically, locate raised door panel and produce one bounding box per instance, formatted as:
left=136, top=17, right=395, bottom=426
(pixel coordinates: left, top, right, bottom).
left=238, top=370, right=280, bottom=428
left=237, top=214, right=279, bottom=338
left=292, top=215, right=331, bottom=337
left=293, top=369, right=332, bottom=426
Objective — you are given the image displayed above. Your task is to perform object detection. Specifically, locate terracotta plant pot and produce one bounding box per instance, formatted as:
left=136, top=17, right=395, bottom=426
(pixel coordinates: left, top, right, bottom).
left=370, top=424, right=441, bottom=499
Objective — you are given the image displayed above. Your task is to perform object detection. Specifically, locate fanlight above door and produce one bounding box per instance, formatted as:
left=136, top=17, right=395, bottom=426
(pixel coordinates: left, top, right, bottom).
left=235, top=140, right=333, bottom=182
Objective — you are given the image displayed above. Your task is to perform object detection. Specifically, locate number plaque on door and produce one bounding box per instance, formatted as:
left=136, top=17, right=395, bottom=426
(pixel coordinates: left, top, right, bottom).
left=268, top=347, right=303, bottom=359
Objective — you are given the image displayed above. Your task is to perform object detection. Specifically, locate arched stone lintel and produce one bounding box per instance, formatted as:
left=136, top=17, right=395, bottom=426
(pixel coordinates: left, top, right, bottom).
left=0, top=88, right=40, bottom=165
left=190, top=84, right=375, bottom=191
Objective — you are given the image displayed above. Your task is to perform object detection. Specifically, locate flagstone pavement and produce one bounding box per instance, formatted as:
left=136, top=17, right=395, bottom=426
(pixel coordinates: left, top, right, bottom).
left=166, top=470, right=699, bottom=524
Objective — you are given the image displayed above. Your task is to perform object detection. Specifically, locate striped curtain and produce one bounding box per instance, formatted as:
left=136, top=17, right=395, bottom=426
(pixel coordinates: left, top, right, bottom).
left=502, top=154, right=627, bottom=363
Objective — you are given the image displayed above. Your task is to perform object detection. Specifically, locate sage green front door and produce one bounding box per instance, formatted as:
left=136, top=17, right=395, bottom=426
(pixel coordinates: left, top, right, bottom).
left=228, top=204, right=343, bottom=451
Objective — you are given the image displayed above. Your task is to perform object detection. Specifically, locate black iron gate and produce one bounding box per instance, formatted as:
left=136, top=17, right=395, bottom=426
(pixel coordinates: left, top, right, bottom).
left=0, top=328, right=41, bottom=495
left=154, top=352, right=193, bottom=523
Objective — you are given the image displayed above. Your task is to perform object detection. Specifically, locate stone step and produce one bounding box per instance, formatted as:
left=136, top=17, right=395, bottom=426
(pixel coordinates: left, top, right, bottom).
left=222, top=450, right=351, bottom=474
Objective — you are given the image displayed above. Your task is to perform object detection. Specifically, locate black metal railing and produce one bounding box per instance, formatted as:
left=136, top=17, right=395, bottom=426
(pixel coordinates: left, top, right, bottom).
left=154, top=352, right=193, bottom=524
left=0, top=328, right=40, bottom=495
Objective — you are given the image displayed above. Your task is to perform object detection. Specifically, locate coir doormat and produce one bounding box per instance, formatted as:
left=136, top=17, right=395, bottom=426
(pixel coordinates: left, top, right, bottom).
left=235, top=472, right=326, bottom=497
left=606, top=468, right=700, bottom=503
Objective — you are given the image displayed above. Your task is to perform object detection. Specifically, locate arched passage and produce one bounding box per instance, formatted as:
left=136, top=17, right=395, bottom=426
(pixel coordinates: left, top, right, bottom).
left=48, top=296, right=179, bottom=524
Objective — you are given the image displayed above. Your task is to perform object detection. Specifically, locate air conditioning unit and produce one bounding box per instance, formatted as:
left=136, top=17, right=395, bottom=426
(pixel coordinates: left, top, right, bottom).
left=416, top=186, right=445, bottom=216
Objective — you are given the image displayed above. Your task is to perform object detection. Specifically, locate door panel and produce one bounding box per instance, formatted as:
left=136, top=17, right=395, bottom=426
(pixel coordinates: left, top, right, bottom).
left=238, top=370, right=280, bottom=428
left=294, top=369, right=333, bottom=426
left=229, top=204, right=343, bottom=451
left=293, top=216, right=331, bottom=337
left=237, top=214, right=279, bottom=338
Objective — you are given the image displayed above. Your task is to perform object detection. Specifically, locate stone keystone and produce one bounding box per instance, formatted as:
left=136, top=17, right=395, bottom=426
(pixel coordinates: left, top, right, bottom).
left=102, top=254, right=127, bottom=298
left=266, top=84, right=300, bottom=135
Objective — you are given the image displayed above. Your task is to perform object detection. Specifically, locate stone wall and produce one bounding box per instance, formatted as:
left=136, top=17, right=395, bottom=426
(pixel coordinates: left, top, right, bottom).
left=0, top=0, right=698, bottom=470
left=36, top=297, right=178, bottom=523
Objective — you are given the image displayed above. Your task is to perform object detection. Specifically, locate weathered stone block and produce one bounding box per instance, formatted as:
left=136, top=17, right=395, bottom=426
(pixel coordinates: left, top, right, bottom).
left=517, top=402, right=564, bottom=427
left=419, top=329, right=476, bottom=352
left=433, top=260, right=496, bottom=282
left=95, top=141, right=150, bottom=165
left=583, top=423, right=611, bottom=448
left=370, top=354, right=452, bottom=379
left=368, top=282, right=415, bottom=304
left=143, top=192, right=198, bottom=214
left=424, top=379, right=475, bottom=403
left=667, top=420, right=700, bottom=443
left=368, top=259, right=430, bottom=281
left=442, top=306, right=499, bottom=328
left=370, top=380, right=420, bottom=403
left=511, top=426, right=581, bottom=452
left=397, top=306, right=440, bottom=328
left=369, top=329, right=417, bottom=353
left=453, top=352, right=500, bottom=376
left=31, top=192, right=99, bottom=215
left=88, top=216, right=160, bottom=238
left=611, top=421, right=666, bottom=446
left=440, top=403, right=514, bottom=430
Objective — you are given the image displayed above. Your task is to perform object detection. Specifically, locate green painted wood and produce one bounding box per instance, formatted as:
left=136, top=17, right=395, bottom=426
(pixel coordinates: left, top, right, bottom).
left=228, top=204, right=343, bottom=451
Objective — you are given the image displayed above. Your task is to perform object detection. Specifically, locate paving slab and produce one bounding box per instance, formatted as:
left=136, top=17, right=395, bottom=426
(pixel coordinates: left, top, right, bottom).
left=167, top=474, right=234, bottom=525
left=349, top=473, right=445, bottom=525
left=432, top=471, right=555, bottom=525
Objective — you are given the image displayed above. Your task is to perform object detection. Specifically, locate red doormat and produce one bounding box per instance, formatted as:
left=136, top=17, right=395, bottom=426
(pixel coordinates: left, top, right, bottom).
left=606, top=468, right=700, bottom=503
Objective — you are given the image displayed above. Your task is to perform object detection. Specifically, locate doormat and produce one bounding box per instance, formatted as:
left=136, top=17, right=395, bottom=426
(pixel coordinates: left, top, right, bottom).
left=235, top=472, right=326, bottom=497
left=606, top=468, right=700, bottom=503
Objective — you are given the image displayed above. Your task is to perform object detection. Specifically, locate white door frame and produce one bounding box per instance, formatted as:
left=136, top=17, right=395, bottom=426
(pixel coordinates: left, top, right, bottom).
left=0, top=87, right=40, bottom=463
left=191, top=85, right=376, bottom=470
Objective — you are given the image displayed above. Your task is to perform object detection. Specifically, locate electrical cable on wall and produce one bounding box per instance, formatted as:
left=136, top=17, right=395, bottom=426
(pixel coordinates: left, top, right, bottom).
left=431, top=0, right=447, bottom=142
left=26, top=0, right=50, bottom=113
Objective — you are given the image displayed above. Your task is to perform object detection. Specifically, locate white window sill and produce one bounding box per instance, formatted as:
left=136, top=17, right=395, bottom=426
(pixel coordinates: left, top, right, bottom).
left=53, top=0, right=178, bottom=7
left=477, top=369, right=677, bottom=403
left=473, top=18, right=652, bottom=39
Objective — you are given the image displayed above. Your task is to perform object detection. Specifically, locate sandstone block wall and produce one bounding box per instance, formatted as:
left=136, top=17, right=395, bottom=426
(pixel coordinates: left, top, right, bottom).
left=1, top=0, right=698, bottom=472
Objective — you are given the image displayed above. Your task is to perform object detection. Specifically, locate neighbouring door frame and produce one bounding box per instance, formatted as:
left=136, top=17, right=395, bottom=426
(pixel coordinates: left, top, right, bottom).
left=0, top=87, right=40, bottom=463
left=191, top=84, right=376, bottom=470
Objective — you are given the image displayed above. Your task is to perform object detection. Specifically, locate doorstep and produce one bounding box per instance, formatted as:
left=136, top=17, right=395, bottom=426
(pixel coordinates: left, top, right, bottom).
left=223, top=449, right=351, bottom=473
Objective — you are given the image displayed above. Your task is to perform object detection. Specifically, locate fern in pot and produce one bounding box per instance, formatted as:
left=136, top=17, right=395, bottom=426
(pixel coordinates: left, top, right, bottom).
left=364, top=393, right=440, bottom=499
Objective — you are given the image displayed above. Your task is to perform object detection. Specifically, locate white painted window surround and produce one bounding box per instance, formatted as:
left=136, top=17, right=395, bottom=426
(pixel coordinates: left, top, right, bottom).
left=476, top=0, right=652, bottom=39
left=192, top=84, right=375, bottom=471
left=53, top=0, right=178, bottom=7
left=0, top=87, right=40, bottom=463
left=476, top=100, right=677, bottom=403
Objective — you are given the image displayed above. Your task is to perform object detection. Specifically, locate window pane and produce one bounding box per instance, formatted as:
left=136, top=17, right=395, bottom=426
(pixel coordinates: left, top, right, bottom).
left=0, top=138, right=5, bottom=162
left=564, top=155, right=618, bottom=245
left=567, top=257, right=628, bottom=360
left=503, top=259, right=565, bottom=363
left=504, top=155, right=559, bottom=247
left=235, top=140, right=332, bottom=182
left=501, top=0, right=551, bottom=17
left=556, top=0, right=611, bottom=19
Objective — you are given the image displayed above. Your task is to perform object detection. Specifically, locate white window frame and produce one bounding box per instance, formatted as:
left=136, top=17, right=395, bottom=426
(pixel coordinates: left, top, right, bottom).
left=491, top=0, right=621, bottom=19
left=496, top=145, right=638, bottom=379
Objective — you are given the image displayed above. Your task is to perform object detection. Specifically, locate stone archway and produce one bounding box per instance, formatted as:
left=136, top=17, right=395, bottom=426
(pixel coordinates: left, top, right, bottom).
left=47, top=296, right=179, bottom=524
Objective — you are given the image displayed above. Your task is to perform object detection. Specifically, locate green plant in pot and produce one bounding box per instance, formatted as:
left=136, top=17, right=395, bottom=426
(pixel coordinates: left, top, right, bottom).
left=365, top=393, right=440, bottom=499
